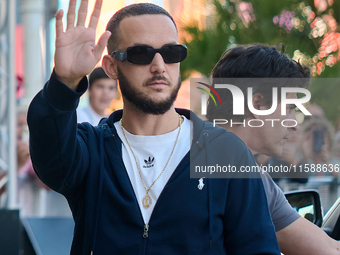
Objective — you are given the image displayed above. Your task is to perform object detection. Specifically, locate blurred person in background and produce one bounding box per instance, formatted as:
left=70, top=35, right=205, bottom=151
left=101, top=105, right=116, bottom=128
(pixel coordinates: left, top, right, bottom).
left=16, top=110, right=40, bottom=215
left=299, top=113, right=337, bottom=212
left=259, top=103, right=334, bottom=189
left=334, top=117, right=340, bottom=132
left=304, top=104, right=324, bottom=120
left=77, top=67, right=118, bottom=125
left=300, top=116, right=335, bottom=172
left=17, top=110, right=31, bottom=173
left=331, top=131, right=340, bottom=164
left=17, top=110, right=71, bottom=217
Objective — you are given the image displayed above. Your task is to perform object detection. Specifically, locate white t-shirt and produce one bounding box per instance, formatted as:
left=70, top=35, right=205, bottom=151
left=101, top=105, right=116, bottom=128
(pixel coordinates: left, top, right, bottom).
left=77, top=104, right=105, bottom=125
left=114, top=116, right=190, bottom=224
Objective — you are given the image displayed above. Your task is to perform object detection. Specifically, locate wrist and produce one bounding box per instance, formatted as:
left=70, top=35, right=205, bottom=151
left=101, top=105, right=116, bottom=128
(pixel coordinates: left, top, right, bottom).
left=45, top=72, right=88, bottom=111
left=54, top=68, right=84, bottom=91
left=55, top=75, right=83, bottom=91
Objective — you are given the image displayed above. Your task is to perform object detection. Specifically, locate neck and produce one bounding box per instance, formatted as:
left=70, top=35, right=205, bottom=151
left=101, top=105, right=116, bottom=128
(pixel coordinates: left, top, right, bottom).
left=121, top=103, right=180, bottom=136
left=90, top=104, right=105, bottom=117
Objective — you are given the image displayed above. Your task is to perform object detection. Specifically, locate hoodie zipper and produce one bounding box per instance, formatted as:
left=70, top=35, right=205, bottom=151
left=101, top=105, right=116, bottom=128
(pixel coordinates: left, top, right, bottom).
left=141, top=224, right=149, bottom=254
left=143, top=224, right=149, bottom=238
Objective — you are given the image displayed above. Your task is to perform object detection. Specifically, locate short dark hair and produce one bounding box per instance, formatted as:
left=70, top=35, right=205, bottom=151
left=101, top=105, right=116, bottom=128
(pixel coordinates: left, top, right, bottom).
left=88, top=67, right=110, bottom=89
left=106, top=3, right=177, bottom=54
left=207, top=44, right=311, bottom=122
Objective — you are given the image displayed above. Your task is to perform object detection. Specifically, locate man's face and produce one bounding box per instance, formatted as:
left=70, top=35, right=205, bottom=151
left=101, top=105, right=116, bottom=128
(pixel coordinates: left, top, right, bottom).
left=249, top=92, right=298, bottom=156
left=89, top=78, right=117, bottom=114
left=115, top=14, right=181, bottom=114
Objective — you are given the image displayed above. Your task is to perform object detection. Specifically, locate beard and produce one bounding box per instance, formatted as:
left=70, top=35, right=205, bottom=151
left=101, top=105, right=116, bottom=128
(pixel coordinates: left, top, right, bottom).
left=117, top=67, right=181, bottom=115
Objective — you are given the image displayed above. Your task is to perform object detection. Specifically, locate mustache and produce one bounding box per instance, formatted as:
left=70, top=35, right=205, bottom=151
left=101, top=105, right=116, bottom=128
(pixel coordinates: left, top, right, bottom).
left=144, top=75, right=170, bottom=86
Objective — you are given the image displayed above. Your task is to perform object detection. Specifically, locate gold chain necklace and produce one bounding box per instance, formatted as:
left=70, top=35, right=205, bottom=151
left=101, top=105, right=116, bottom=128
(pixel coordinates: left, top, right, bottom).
left=120, top=114, right=182, bottom=209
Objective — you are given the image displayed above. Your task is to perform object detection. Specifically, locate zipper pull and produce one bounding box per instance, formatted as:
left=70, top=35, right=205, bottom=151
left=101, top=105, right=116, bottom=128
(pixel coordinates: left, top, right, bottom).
left=143, top=224, right=149, bottom=238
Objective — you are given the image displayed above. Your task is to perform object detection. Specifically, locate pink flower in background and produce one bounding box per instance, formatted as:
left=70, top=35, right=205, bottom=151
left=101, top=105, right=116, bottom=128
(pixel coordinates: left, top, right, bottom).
left=273, top=11, right=295, bottom=33
left=237, top=2, right=256, bottom=28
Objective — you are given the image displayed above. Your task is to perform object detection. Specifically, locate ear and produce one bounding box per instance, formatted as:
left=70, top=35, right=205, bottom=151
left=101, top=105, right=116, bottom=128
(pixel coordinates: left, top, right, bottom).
left=102, top=55, right=118, bottom=80
left=250, top=93, right=267, bottom=119
left=252, top=93, right=264, bottom=110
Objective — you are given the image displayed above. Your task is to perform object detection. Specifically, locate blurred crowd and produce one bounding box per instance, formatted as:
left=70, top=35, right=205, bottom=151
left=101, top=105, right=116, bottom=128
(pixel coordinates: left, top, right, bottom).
left=16, top=109, right=71, bottom=217
left=257, top=103, right=340, bottom=212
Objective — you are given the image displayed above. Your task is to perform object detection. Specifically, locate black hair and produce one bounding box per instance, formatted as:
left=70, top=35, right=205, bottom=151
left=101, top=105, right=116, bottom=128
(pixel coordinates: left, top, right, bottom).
left=207, top=44, right=311, bottom=122
left=88, top=67, right=110, bottom=89
left=106, top=3, right=176, bottom=54
left=212, top=44, right=310, bottom=79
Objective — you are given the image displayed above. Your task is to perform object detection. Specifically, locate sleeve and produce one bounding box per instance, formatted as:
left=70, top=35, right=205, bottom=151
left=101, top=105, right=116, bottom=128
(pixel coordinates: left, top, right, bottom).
left=224, top=149, right=281, bottom=255
left=261, top=172, right=301, bottom=232
left=27, top=71, right=90, bottom=196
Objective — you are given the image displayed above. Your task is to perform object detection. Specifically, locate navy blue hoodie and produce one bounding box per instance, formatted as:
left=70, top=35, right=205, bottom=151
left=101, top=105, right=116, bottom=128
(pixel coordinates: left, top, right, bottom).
left=27, top=72, right=280, bottom=255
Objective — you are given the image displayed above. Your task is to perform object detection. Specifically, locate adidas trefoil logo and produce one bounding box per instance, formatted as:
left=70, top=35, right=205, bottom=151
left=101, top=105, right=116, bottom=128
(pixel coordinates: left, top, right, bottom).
left=143, top=156, right=155, bottom=168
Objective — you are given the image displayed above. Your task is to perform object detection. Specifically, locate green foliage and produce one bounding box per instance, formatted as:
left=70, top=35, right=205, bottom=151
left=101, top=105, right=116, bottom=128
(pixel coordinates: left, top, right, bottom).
left=181, top=0, right=318, bottom=78
left=309, top=62, right=340, bottom=122
left=180, top=0, right=340, bottom=122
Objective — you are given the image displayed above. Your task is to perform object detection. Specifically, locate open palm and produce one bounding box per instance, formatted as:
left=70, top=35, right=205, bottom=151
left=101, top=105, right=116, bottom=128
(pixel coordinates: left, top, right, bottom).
left=54, top=0, right=111, bottom=90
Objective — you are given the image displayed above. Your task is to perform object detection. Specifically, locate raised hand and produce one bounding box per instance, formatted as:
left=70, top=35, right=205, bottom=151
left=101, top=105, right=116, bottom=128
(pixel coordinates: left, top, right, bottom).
left=54, top=0, right=111, bottom=90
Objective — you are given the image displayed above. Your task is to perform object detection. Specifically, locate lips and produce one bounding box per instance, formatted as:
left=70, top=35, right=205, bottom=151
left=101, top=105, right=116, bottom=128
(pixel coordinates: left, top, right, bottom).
left=99, top=99, right=110, bottom=104
left=146, top=75, right=170, bottom=87
left=148, top=80, right=169, bottom=86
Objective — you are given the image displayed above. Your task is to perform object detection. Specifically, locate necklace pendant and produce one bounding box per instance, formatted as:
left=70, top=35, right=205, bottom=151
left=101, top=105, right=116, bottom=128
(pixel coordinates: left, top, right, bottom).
left=142, top=193, right=152, bottom=209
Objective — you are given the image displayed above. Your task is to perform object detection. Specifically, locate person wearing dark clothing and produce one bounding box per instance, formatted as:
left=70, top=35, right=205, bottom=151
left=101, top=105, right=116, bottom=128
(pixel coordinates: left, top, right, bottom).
left=28, top=1, right=280, bottom=254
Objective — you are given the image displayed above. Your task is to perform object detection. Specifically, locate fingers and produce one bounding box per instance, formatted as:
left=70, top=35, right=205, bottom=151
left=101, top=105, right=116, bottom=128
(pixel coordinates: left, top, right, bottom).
left=55, top=9, right=64, bottom=37
left=67, top=0, right=77, bottom=30
left=64, top=0, right=102, bottom=30
left=93, top=31, right=111, bottom=59
left=77, top=0, right=89, bottom=26
left=89, top=0, right=103, bottom=30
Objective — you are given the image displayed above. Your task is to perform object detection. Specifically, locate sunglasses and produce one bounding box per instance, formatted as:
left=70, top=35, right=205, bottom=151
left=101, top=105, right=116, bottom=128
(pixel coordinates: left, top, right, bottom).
left=111, top=44, right=187, bottom=65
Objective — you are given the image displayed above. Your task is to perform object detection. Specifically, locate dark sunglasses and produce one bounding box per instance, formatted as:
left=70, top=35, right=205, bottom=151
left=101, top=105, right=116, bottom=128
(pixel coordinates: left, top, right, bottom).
left=111, top=44, right=187, bottom=65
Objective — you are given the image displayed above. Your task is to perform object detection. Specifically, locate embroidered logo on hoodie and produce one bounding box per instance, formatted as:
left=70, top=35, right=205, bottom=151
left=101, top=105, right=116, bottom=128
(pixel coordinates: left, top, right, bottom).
left=143, top=156, right=155, bottom=168
left=197, top=177, right=205, bottom=190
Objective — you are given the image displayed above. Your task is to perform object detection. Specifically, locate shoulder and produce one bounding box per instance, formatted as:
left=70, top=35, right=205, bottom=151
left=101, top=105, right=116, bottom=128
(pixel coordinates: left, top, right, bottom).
left=185, top=108, right=248, bottom=150
left=261, top=172, right=301, bottom=231
left=261, top=172, right=284, bottom=203
left=202, top=121, right=250, bottom=155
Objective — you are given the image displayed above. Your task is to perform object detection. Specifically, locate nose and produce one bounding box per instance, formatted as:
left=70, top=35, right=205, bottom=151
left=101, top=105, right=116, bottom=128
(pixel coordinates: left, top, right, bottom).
left=286, top=109, right=299, bottom=131
left=288, top=124, right=299, bottom=132
left=150, top=53, right=166, bottom=74
left=287, top=118, right=299, bottom=132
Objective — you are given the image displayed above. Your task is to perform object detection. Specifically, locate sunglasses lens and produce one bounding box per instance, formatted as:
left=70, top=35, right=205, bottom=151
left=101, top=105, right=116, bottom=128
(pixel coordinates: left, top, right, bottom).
left=127, top=46, right=155, bottom=65
left=126, top=45, right=187, bottom=64
left=161, top=45, right=187, bottom=63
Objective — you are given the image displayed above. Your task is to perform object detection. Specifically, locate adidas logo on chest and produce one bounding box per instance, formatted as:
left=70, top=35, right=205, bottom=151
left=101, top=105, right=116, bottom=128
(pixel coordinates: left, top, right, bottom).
left=143, top=156, right=155, bottom=168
